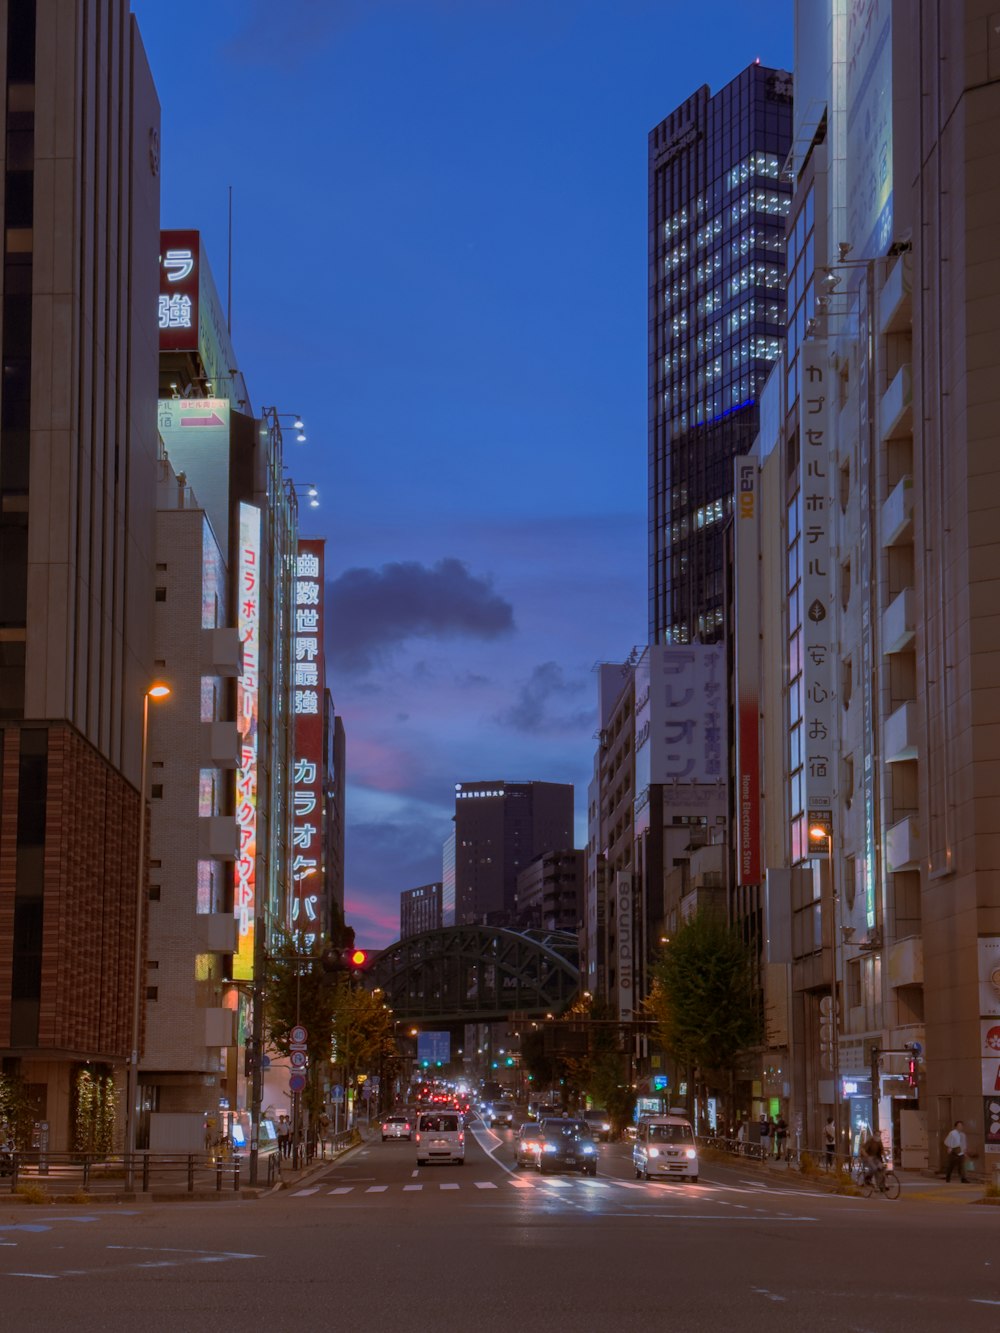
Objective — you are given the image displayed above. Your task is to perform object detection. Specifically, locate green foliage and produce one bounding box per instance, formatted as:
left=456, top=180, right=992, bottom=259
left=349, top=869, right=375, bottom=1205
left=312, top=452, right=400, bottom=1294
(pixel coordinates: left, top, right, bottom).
left=72, top=1064, right=117, bottom=1156
left=0, top=1072, right=35, bottom=1149
left=647, top=909, right=761, bottom=1084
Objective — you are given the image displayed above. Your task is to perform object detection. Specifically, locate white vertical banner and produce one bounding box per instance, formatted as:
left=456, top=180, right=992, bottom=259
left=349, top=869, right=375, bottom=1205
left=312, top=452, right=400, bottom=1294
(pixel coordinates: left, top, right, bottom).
left=800, top=342, right=835, bottom=824
left=616, top=872, right=634, bottom=1020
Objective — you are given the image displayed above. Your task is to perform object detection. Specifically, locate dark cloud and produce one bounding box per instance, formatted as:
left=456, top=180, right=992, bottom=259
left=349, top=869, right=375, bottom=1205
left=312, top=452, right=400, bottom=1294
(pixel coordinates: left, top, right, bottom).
left=328, top=557, right=514, bottom=673
left=496, top=661, right=593, bottom=735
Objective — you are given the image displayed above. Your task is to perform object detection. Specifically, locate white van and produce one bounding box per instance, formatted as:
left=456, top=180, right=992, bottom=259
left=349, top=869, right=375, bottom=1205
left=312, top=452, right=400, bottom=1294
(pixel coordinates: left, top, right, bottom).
left=415, top=1110, right=465, bottom=1166
left=633, top=1114, right=698, bottom=1182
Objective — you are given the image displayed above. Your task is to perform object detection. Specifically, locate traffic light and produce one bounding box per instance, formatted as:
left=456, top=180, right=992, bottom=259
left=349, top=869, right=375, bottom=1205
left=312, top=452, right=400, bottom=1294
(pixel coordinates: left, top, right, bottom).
left=320, top=945, right=373, bottom=973
left=907, top=1057, right=917, bottom=1088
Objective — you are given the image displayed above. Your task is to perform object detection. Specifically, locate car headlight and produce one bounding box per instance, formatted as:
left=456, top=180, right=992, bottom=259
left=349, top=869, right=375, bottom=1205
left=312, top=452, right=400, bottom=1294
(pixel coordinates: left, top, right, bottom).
left=601, top=1122, right=610, bottom=1132
left=648, top=1147, right=660, bottom=1158
left=582, top=1144, right=595, bottom=1154
left=543, top=1142, right=559, bottom=1152
left=685, top=1148, right=697, bottom=1160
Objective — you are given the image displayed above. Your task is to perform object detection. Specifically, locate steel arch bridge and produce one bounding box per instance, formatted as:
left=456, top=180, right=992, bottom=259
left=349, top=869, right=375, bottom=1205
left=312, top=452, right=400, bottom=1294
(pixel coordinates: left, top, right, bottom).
left=368, top=926, right=580, bottom=1023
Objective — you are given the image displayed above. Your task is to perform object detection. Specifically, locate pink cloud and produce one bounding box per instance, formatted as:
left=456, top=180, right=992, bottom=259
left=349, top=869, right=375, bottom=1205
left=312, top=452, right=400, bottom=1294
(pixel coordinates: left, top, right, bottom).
left=345, top=893, right=400, bottom=949
left=346, top=734, right=423, bottom=794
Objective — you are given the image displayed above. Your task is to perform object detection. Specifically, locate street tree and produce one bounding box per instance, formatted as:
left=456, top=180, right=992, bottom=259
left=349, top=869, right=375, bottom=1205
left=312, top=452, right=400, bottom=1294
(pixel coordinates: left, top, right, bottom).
left=646, top=908, right=761, bottom=1131
left=264, top=929, right=339, bottom=1130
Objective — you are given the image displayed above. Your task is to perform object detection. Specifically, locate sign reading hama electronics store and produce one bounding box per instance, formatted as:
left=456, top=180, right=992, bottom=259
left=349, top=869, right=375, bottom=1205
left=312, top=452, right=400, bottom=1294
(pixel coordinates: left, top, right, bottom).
left=158, top=229, right=199, bottom=353
left=291, top=539, right=326, bottom=950
left=634, top=644, right=726, bottom=787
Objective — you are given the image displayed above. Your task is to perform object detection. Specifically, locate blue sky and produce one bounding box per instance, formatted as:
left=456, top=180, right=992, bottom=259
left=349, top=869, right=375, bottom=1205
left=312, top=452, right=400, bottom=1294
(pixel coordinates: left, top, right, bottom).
left=133, top=0, right=793, bottom=945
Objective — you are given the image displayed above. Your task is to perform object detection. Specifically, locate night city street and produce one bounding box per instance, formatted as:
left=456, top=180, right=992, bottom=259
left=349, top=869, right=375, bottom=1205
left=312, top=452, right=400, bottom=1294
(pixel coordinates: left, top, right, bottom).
left=2, top=1123, right=999, bottom=1332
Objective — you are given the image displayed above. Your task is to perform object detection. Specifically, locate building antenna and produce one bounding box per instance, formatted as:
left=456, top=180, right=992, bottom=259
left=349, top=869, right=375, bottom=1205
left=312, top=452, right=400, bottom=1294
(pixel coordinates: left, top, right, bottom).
left=227, top=184, right=233, bottom=334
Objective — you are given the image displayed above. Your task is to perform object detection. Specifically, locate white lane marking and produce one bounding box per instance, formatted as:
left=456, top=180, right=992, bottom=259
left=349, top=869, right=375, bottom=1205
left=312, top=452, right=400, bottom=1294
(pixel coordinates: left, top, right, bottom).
left=540, top=1178, right=572, bottom=1188
left=291, top=1187, right=320, bottom=1197
left=474, top=1181, right=498, bottom=1190
left=440, top=1183, right=460, bottom=1190
left=751, top=1288, right=787, bottom=1302
left=508, top=1178, right=534, bottom=1188
left=329, top=1187, right=353, bottom=1195
left=365, top=1185, right=387, bottom=1193
left=411, top=1169, right=420, bottom=1178
left=8, top=1272, right=58, bottom=1279
left=579, top=1179, right=608, bottom=1188
left=403, top=1184, right=422, bottom=1192
left=970, top=1299, right=1000, bottom=1306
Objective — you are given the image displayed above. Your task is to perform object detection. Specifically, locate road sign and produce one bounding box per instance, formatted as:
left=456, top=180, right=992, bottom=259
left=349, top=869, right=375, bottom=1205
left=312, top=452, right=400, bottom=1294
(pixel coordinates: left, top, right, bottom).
left=289, top=1074, right=306, bottom=1093
left=331, top=1087, right=345, bottom=1103
left=290, top=1050, right=308, bottom=1070
left=261, top=1054, right=271, bottom=1069
left=290, top=1025, right=308, bottom=1045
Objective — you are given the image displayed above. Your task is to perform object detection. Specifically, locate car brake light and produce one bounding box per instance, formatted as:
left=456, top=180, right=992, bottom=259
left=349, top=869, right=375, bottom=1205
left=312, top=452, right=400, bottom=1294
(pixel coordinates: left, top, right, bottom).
left=459, top=1132, right=464, bottom=1143
left=404, top=1123, right=410, bottom=1132
left=415, top=1133, right=421, bottom=1143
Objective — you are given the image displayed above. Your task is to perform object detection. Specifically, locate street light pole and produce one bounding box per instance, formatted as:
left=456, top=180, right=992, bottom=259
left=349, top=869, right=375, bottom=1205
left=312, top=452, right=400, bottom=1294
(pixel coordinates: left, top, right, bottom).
left=125, top=683, right=171, bottom=1193
left=810, top=823, right=842, bottom=1164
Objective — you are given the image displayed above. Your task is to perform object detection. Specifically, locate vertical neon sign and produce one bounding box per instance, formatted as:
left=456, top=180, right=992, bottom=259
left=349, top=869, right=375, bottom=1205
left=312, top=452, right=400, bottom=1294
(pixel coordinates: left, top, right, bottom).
left=234, top=502, right=261, bottom=980
left=291, top=539, right=325, bottom=949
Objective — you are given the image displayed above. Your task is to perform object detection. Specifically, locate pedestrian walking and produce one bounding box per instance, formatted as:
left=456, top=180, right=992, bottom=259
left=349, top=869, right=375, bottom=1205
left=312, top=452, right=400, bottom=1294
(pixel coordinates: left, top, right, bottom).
left=277, top=1115, right=291, bottom=1159
left=774, top=1116, right=788, bottom=1160
left=944, top=1120, right=968, bottom=1182
left=824, top=1115, right=836, bottom=1169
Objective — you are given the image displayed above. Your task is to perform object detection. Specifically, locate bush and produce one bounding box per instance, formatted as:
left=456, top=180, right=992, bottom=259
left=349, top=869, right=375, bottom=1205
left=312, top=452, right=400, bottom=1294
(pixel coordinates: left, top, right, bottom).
left=15, top=1183, right=52, bottom=1205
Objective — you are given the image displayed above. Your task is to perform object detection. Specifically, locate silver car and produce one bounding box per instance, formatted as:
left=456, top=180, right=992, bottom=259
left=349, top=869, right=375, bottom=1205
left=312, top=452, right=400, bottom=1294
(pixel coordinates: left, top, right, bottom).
left=381, top=1114, right=413, bottom=1141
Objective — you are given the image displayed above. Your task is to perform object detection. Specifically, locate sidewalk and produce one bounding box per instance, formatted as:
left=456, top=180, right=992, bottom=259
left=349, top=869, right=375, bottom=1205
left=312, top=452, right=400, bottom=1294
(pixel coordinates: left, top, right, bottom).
left=754, top=1154, right=992, bottom=1205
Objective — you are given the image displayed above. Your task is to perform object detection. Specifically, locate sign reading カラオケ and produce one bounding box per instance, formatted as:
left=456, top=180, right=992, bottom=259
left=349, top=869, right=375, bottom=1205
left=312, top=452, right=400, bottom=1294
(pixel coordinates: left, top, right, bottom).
left=291, top=539, right=326, bottom=949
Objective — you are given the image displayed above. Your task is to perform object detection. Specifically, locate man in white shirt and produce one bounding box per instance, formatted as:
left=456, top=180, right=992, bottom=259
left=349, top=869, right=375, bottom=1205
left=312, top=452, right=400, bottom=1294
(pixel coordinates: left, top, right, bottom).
left=944, top=1120, right=968, bottom=1182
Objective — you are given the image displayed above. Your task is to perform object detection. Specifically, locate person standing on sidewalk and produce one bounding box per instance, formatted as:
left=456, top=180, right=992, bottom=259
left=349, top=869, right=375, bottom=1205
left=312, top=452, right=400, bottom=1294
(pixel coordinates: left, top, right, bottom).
left=774, top=1116, right=788, bottom=1160
left=758, top=1114, right=771, bottom=1160
left=824, top=1116, right=836, bottom=1169
left=944, top=1120, right=968, bottom=1182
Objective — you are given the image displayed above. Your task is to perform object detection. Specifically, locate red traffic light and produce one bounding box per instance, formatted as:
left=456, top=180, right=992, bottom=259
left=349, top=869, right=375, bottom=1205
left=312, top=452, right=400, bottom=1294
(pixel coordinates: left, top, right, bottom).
left=347, top=948, right=369, bottom=969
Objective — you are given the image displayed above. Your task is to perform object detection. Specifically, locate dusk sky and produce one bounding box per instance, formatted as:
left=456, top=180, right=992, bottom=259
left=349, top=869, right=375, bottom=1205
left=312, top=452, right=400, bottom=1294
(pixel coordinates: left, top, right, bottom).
left=133, top=0, right=793, bottom=948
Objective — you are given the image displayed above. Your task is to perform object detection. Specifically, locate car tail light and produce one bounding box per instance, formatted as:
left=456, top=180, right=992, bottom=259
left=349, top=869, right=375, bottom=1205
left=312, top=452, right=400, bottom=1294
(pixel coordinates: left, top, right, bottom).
left=415, top=1133, right=421, bottom=1143
left=459, top=1132, right=465, bottom=1143
left=404, top=1123, right=410, bottom=1132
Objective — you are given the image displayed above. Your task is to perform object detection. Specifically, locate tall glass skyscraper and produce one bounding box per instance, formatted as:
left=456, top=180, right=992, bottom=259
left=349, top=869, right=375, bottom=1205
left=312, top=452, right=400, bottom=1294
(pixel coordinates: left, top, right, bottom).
left=648, top=63, right=793, bottom=644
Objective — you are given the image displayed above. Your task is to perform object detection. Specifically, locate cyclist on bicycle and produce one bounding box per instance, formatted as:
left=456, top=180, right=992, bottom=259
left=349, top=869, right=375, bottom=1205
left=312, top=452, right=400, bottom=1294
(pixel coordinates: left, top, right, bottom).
left=861, top=1131, right=885, bottom=1186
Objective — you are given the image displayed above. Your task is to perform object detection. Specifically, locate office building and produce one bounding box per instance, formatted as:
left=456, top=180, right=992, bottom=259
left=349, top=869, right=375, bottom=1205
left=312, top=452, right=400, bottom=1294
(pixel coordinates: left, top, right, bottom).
left=516, top=851, right=583, bottom=934
left=400, top=883, right=443, bottom=939
left=648, top=61, right=792, bottom=645
left=454, top=781, right=574, bottom=927
left=738, top=0, right=1000, bottom=1168
left=147, top=232, right=298, bottom=1148
left=0, top=1, right=160, bottom=1151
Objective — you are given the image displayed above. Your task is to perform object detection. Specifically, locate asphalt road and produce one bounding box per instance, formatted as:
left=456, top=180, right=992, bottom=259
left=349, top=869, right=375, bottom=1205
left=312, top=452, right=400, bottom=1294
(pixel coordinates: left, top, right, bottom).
left=1, top=1118, right=999, bottom=1332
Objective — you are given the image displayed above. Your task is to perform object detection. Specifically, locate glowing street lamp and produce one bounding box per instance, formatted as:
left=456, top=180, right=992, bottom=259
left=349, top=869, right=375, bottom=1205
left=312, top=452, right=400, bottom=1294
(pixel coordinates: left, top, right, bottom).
left=125, top=681, right=172, bottom=1191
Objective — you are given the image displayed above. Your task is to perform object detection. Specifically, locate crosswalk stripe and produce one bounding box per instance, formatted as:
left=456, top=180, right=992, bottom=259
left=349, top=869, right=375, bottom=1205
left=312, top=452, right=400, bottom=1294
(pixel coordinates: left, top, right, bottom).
left=580, top=1179, right=608, bottom=1188
left=474, top=1181, right=497, bottom=1190
left=402, top=1184, right=422, bottom=1192
left=291, top=1187, right=320, bottom=1197
left=440, top=1183, right=460, bottom=1190
left=366, top=1186, right=387, bottom=1193
left=540, top=1178, right=572, bottom=1188
left=329, top=1187, right=353, bottom=1195
left=507, top=1177, right=534, bottom=1188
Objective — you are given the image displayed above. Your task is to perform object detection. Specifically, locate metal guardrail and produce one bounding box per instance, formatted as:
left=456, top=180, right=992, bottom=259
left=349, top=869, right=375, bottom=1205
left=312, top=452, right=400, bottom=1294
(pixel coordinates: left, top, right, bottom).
left=0, top=1150, right=251, bottom=1195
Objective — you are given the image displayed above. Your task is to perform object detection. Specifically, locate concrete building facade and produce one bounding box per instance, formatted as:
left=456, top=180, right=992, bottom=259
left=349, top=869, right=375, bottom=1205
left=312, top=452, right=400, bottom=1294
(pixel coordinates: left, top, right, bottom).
left=0, top=0, right=160, bottom=1150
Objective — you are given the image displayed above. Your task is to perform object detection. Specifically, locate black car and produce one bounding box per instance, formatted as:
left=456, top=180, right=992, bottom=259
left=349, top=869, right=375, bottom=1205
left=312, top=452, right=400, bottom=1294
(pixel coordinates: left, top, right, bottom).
left=535, top=1124, right=598, bottom=1176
